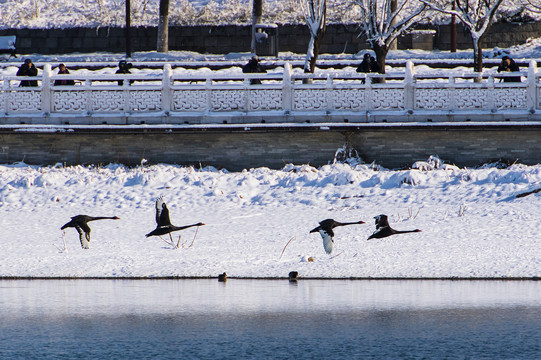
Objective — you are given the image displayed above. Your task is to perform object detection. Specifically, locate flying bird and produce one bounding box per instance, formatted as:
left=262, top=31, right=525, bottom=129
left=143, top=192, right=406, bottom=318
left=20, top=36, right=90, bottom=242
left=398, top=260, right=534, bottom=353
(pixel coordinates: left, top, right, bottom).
left=146, top=196, right=205, bottom=238
left=310, top=219, right=365, bottom=254
left=61, top=215, right=120, bottom=249
left=367, top=214, right=421, bottom=240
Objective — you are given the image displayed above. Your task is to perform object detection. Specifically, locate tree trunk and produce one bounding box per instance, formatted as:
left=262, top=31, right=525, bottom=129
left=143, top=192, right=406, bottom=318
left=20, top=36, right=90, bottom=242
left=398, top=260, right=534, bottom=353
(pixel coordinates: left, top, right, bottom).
left=157, top=0, right=169, bottom=52
left=305, top=31, right=323, bottom=73
left=472, top=35, right=485, bottom=82
left=388, top=0, right=398, bottom=51
left=372, top=42, right=388, bottom=83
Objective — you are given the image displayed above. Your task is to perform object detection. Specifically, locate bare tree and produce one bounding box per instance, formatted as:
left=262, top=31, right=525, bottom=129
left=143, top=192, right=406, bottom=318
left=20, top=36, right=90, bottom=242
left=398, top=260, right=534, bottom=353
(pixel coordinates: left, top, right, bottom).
left=157, top=0, right=169, bottom=52
left=301, top=0, right=326, bottom=73
left=420, top=0, right=505, bottom=73
left=355, top=0, right=428, bottom=75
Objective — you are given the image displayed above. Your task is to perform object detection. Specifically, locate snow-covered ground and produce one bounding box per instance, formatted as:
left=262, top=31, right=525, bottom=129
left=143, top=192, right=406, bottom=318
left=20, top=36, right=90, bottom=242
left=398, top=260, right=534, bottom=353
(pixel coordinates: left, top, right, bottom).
left=0, top=157, right=540, bottom=279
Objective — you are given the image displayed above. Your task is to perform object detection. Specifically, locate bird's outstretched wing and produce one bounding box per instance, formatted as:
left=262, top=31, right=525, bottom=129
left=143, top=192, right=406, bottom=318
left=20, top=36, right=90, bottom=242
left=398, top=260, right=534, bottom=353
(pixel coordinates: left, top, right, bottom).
left=155, top=196, right=172, bottom=226
left=75, top=226, right=90, bottom=249
left=319, top=230, right=334, bottom=254
left=374, top=215, right=389, bottom=230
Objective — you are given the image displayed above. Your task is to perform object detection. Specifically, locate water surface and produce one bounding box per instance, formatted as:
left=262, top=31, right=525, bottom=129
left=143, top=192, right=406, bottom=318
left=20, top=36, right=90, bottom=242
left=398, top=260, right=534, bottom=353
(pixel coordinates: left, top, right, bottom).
left=1, top=279, right=540, bottom=359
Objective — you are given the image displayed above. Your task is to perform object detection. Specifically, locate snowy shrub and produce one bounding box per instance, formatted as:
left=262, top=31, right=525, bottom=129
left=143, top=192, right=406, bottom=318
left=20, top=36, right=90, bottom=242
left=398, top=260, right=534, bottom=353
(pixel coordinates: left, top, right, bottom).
left=169, top=0, right=200, bottom=25
left=412, top=155, right=459, bottom=172
left=399, top=170, right=424, bottom=186
left=282, top=164, right=318, bottom=173
left=412, top=155, right=443, bottom=171
left=332, top=144, right=364, bottom=167
left=478, top=160, right=513, bottom=169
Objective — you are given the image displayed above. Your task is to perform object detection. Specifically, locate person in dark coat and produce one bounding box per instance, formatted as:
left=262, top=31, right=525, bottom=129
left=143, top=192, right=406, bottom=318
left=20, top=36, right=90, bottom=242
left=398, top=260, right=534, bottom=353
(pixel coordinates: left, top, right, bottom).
left=242, top=56, right=266, bottom=85
left=54, top=63, right=75, bottom=86
left=356, top=53, right=371, bottom=84
left=370, top=56, right=383, bottom=84
left=497, top=56, right=521, bottom=82
left=116, top=60, right=133, bottom=86
left=17, top=58, right=38, bottom=87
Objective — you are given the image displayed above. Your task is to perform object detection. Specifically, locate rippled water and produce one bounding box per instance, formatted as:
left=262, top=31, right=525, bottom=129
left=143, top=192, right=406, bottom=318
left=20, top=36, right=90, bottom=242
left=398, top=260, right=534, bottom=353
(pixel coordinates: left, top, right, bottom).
left=1, top=279, right=541, bottom=359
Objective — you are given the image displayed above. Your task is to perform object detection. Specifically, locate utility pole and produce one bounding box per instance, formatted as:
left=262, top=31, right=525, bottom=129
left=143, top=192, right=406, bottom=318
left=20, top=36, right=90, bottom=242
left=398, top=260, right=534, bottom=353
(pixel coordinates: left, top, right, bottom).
left=157, top=0, right=170, bottom=52
left=125, top=0, right=131, bottom=58
left=251, top=0, right=263, bottom=54
left=450, top=0, right=457, bottom=52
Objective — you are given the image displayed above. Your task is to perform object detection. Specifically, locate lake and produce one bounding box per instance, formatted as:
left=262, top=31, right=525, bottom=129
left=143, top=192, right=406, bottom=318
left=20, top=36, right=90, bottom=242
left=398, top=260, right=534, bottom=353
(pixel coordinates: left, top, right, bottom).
left=1, top=279, right=540, bottom=359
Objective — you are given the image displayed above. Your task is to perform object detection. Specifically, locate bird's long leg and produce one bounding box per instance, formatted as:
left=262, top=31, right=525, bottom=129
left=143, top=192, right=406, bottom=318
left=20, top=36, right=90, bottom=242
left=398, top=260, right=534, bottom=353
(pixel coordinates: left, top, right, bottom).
left=187, top=227, right=200, bottom=248
left=329, top=251, right=345, bottom=260
left=181, top=235, right=189, bottom=248
left=278, top=236, right=295, bottom=260
left=159, top=236, right=174, bottom=246
left=62, top=230, right=68, bottom=252
left=54, top=231, right=68, bottom=253
left=176, top=235, right=182, bottom=249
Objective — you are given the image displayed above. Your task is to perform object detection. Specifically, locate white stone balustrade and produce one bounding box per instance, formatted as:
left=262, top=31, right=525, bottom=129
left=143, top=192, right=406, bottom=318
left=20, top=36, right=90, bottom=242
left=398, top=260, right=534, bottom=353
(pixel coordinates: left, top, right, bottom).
left=0, top=61, right=539, bottom=124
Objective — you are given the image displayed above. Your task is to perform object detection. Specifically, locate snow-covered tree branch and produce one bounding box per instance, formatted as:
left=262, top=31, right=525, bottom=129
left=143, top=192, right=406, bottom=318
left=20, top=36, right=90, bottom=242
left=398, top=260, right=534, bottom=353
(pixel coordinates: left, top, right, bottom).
left=354, top=0, right=428, bottom=75
left=420, top=0, right=505, bottom=72
left=301, top=0, right=326, bottom=73
left=523, top=0, right=541, bottom=13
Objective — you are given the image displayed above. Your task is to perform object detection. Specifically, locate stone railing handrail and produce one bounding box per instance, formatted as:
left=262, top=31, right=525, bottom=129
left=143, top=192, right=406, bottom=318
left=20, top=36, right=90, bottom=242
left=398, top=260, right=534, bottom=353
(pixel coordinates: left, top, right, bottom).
left=0, top=61, right=539, bottom=124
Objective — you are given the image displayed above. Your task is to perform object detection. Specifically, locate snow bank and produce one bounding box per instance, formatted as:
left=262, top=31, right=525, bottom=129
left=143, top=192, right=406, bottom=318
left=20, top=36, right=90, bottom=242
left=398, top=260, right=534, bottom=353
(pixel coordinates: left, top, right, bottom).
left=1, top=157, right=540, bottom=279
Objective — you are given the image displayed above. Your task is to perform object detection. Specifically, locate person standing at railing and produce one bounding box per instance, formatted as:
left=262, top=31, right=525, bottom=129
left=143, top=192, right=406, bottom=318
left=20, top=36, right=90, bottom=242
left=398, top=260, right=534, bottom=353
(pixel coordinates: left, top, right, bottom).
left=369, top=56, right=383, bottom=84
left=497, top=56, right=521, bottom=82
left=242, top=56, right=266, bottom=85
left=16, top=58, right=38, bottom=87
left=356, top=53, right=371, bottom=84
left=54, top=63, right=75, bottom=86
left=116, top=60, right=134, bottom=86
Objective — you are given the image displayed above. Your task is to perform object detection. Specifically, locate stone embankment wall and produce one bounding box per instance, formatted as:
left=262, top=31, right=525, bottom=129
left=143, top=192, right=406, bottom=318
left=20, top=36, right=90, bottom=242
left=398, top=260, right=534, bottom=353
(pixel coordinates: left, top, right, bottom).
left=1, top=125, right=540, bottom=170
left=1, top=22, right=539, bottom=55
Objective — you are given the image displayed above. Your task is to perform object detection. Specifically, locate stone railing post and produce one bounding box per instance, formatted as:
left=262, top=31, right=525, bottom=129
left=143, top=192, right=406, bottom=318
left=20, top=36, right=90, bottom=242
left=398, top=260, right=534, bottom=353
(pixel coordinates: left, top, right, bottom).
left=84, top=79, right=92, bottom=114
left=282, top=62, right=293, bottom=113
left=162, top=64, right=172, bottom=114
left=3, top=73, right=10, bottom=114
left=448, top=76, right=456, bottom=111
left=206, top=78, right=212, bottom=112
left=326, top=74, right=333, bottom=112
left=487, top=75, right=495, bottom=111
left=42, top=63, right=52, bottom=115
left=527, top=60, right=538, bottom=111
left=404, top=61, right=415, bottom=110
left=365, top=74, right=373, bottom=111
left=123, top=72, right=130, bottom=113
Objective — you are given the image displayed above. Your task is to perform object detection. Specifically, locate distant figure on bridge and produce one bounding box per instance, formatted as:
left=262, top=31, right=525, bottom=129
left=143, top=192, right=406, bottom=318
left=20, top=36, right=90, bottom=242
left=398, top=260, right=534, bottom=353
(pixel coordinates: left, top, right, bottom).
left=17, top=58, right=38, bottom=87
left=497, top=56, right=521, bottom=82
left=54, top=63, right=75, bottom=86
left=370, top=56, right=383, bottom=84
left=242, top=56, right=266, bottom=85
left=116, top=60, right=133, bottom=86
left=356, top=53, right=371, bottom=84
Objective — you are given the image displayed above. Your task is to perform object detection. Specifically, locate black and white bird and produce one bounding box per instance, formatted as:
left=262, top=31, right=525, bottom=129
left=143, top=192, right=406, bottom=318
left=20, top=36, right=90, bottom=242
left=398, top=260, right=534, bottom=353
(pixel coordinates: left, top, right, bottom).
left=367, top=214, right=421, bottom=240
left=146, top=196, right=205, bottom=238
left=310, top=219, right=365, bottom=254
left=61, top=215, right=120, bottom=249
